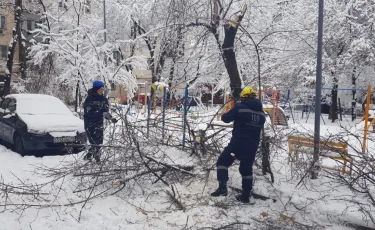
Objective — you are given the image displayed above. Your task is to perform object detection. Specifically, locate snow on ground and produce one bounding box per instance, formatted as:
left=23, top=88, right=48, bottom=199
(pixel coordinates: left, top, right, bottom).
left=0, top=108, right=375, bottom=229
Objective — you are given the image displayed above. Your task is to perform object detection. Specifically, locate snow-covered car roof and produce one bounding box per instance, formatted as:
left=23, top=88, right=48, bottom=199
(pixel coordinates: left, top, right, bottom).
left=3, top=94, right=85, bottom=134
left=5, top=94, right=72, bottom=116
left=5, top=94, right=58, bottom=100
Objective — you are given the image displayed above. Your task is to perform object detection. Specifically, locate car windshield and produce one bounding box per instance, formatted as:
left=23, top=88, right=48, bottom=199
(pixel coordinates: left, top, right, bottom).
left=16, top=96, right=73, bottom=115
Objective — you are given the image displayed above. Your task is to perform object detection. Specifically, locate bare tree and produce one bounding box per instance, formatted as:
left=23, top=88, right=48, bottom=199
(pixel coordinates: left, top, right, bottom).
left=18, top=1, right=26, bottom=80
left=3, top=0, right=22, bottom=96
left=187, top=0, right=247, bottom=99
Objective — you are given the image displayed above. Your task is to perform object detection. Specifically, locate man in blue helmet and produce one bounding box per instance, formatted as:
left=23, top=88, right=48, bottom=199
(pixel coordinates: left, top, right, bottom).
left=83, top=80, right=117, bottom=163
left=211, top=86, right=266, bottom=203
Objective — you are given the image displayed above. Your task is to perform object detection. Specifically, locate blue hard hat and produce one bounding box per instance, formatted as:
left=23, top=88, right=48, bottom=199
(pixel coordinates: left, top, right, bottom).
left=93, top=80, right=104, bottom=88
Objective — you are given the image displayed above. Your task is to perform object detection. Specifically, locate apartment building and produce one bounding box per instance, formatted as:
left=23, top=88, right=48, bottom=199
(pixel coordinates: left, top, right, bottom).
left=0, top=0, right=42, bottom=94
left=109, top=42, right=152, bottom=104
left=0, top=2, right=18, bottom=91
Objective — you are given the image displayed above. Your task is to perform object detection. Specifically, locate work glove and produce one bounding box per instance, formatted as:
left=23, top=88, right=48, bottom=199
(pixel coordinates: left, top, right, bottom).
left=111, top=118, right=118, bottom=124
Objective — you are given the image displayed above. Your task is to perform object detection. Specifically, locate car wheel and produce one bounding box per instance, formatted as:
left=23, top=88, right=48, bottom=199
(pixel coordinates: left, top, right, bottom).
left=14, top=134, right=27, bottom=156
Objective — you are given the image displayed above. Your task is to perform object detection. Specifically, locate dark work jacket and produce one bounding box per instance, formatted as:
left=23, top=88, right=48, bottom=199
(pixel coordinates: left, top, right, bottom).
left=83, top=89, right=109, bottom=127
left=222, top=98, right=266, bottom=157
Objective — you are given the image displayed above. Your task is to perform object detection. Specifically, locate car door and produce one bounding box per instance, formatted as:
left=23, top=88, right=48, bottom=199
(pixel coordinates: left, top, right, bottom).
left=1, top=98, right=17, bottom=143
left=0, top=98, right=10, bottom=141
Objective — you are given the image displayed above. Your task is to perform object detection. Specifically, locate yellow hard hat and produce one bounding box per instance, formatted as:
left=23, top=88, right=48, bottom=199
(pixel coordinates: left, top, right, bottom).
left=240, top=86, right=256, bottom=98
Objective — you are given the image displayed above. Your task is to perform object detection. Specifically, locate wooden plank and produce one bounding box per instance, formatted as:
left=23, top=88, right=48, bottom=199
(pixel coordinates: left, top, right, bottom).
left=288, top=137, right=347, bottom=152
left=288, top=142, right=346, bottom=153
left=288, top=135, right=352, bottom=175
left=288, top=136, right=347, bottom=148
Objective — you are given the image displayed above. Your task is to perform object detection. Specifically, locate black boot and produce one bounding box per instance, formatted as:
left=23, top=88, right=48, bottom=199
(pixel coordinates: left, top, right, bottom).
left=211, top=181, right=228, bottom=197
left=93, top=151, right=101, bottom=164
left=92, top=147, right=101, bottom=164
left=235, top=190, right=251, bottom=203
left=83, top=152, right=92, bottom=161
left=84, top=146, right=96, bottom=161
left=94, top=155, right=101, bottom=164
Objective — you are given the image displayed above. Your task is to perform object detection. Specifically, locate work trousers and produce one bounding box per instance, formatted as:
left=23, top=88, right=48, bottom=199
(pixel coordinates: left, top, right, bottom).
left=216, top=144, right=255, bottom=191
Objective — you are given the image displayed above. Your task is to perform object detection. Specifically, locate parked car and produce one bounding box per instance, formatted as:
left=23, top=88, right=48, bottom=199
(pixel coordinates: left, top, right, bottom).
left=0, top=94, right=86, bottom=155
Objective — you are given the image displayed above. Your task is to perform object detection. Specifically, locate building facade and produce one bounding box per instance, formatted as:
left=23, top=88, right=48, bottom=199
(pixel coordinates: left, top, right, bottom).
left=0, top=0, right=42, bottom=94
left=109, top=42, right=153, bottom=103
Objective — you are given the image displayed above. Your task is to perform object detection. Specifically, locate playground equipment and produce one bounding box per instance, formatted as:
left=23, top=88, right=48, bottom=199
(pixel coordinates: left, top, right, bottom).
left=147, top=83, right=169, bottom=140
left=303, top=87, right=366, bottom=124
left=261, top=88, right=288, bottom=127
left=263, top=105, right=288, bottom=126
left=150, top=82, right=168, bottom=111
left=288, top=135, right=353, bottom=175
left=223, top=92, right=235, bottom=113
left=321, top=87, right=370, bottom=122
left=146, top=83, right=190, bottom=147
left=282, top=89, right=295, bottom=123
left=313, top=84, right=374, bottom=154
left=137, top=82, right=149, bottom=114
left=304, top=96, right=326, bottom=125
left=362, top=85, right=375, bottom=154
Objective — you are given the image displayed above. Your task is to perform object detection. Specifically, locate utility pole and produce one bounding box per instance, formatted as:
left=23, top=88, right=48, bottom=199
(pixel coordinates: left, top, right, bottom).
left=103, top=0, right=107, bottom=43
left=312, top=0, right=324, bottom=179
left=103, top=0, right=108, bottom=91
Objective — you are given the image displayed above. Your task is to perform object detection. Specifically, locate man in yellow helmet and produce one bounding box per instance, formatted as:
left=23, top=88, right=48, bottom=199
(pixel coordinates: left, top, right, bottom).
left=211, top=86, right=266, bottom=203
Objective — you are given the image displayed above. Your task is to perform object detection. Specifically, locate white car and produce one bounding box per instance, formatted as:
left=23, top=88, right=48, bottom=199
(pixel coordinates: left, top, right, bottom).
left=0, top=94, right=86, bottom=155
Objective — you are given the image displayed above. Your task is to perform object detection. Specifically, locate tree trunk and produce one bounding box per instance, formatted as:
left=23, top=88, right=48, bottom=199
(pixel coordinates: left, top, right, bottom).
left=330, top=75, right=338, bottom=122
left=222, top=25, right=242, bottom=100
left=167, top=26, right=183, bottom=100
left=135, top=21, right=158, bottom=107
left=167, top=56, right=176, bottom=101
left=220, top=4, right=247, bottom=100
left=155, top=47, right=167, bottom=82
left=351, top=67, right=357, bottom=121
left=3, top=0, right=22, bottom=96
left=18, top=15, right=26, bottom=80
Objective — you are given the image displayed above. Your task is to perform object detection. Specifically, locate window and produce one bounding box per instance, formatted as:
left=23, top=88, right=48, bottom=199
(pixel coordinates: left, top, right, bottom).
left=0, top=83, right=4, bottom=98
left=113, top=51, right=121, bottom=66
left=59, top=0, right=68, bottom=9
left=0, top=46, right=7, bottom=60
left=111, top=82, right=116, bottom=91
left=7, top=99, right=16, bottom=113
left=147, top=58, right=153, bottom=70
left=33, top=20, right=42, bottom=30
left=0, top=98, right=10, bottom=111
left=27, top=20, right=33, bottom=31
left=125, top=63, right=132, bottom=71
left=85, top=0, right=91, bottom=13
left=0, top=16, right=5, bottom=30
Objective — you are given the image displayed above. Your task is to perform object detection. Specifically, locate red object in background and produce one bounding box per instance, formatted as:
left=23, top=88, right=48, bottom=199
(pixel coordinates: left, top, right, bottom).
left=223, top=97, right=234, bottom=113
left=201, top=91, right=225, bottom=104
left=262, top=90, right=280, bottom=99
left=120, top=95, right=127, bottom=104
left=138, top=95, right=146, bottom=104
